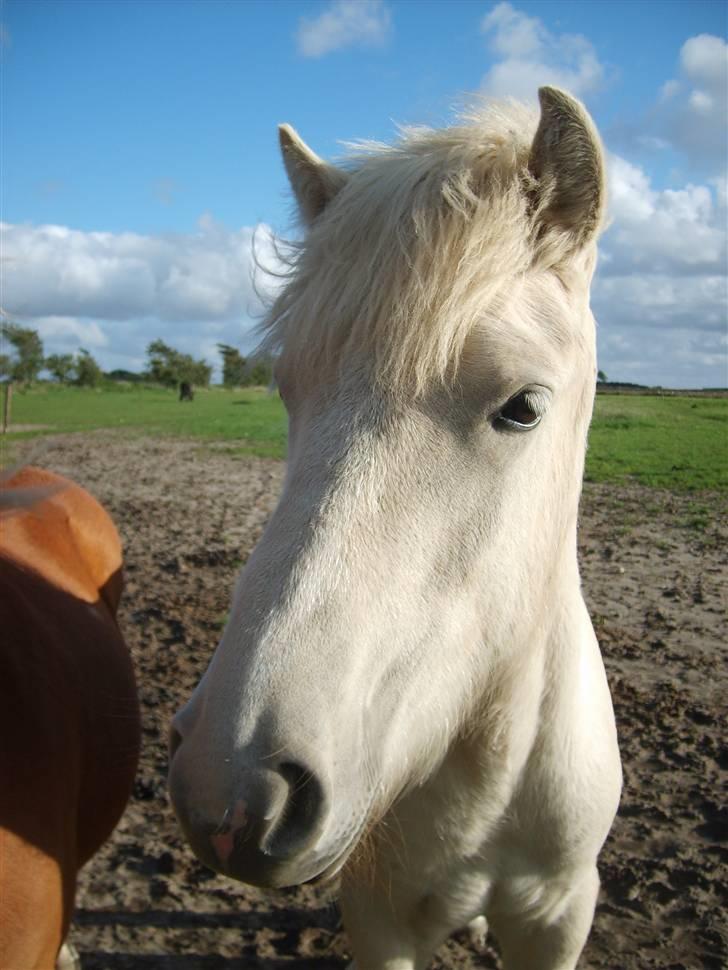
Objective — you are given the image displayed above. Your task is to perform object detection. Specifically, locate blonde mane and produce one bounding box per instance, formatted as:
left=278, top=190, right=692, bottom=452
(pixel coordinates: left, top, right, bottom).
left=260, top=102, right=548, bottom=395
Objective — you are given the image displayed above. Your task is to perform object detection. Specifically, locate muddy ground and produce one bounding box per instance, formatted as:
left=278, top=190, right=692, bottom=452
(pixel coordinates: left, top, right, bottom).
left=10, top=432, right=728, bottom=969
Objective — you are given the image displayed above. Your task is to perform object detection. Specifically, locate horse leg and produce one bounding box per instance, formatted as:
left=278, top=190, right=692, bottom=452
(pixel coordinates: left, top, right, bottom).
left=341, top=886, right=419, bottom=970
left=341, top=866, right=490, bottom=970
left=486, top=866, right=600, bottom=970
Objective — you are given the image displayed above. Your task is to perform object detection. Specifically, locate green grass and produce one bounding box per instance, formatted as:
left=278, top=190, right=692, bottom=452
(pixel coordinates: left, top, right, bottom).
left=2, top=384, right=288, bottom=458
left=3, top=385, right=726, bottom=491
left=586, top=395, right=727, bottom=491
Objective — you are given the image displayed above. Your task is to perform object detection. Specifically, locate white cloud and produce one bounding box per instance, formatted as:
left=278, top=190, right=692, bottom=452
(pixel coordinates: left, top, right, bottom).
left=660, top=79, right=680, bottom=102
left=2, top=218, right=282, bottom=322
left=658, top=33, right=728, bottom=169
left=710, top=172, right=727, bottom=209
left=613, top=33, right=727, bottom=177
left=680, top=33, right=727, bottom=88
left=1, top=218, right=285, bottom=373
left=33, top=316, right=109, bottom=349
left=603, top=32, right=726, bottom=385
left=595, top=322, right=727, bottom=389
left=480, top=2, right=605, bottom=101
left=594, top=273, right=727, bottom=331
left=603, top=153, right=726, bottom=274
left=592, top=152, right=728, bottom=387
left=296, top=0, right=391, bottom=58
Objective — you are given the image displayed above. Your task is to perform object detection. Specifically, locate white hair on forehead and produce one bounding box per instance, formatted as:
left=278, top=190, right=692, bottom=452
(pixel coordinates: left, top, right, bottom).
left=259, top=100, right=586, bottom=396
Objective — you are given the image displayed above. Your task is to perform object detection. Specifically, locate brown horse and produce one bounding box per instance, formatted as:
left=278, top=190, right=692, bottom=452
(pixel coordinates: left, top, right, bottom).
left=0, top=467, right=141, bottom=970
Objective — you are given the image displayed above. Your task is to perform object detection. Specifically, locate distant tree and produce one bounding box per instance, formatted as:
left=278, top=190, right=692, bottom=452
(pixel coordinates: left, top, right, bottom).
left=0, top=322, right=44, bottom=384
left=217, top=343, right=247, bottom=388
left=147, top=339, right=178, bottom=387
left=45, top=353, right=76, bottom=383
left=106, top=369, right=144, bottom=383
left=0, top=354, right=11, bottom=379
left=246, top=358, right=274, bottom=387
left=74, top=348, right=103, bottom=387
left=597, top=370, right=608, bottom=383
left=188, top=358, right=213, bottom=387
left=146, top=339, right=211, bottom=388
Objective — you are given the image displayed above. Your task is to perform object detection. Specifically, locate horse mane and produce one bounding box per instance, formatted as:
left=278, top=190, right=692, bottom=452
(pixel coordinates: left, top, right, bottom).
left=259, top=100, right=563, bottom=396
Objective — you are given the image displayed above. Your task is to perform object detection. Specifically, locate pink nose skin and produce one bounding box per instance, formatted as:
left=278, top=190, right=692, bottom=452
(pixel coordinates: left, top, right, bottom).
left=171, top=763, right=327, bottom=886
left=210, top=799, right=248, bottom=865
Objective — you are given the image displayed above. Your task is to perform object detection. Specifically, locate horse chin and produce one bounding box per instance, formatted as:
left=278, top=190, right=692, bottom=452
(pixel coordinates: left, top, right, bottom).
left=300, top=851, right=350, bottom=887
left=175, top=807, right=367, bottom=890
left=228, top=840, right=358, bottom=890
left=302, top=825, right=369, bottom=886
left=296, top=819, right=372, bottom=888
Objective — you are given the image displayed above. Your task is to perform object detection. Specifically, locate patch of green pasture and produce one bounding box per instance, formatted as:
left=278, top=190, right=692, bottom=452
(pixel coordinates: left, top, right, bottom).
left=586, top=395, right=727, bottom=491
left=3, top=384, right=288, bottom=459
left=4, top=385, right=726, bottom=492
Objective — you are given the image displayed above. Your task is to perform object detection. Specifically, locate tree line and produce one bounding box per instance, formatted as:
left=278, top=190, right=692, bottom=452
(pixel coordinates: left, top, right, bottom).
left=0, top=323, right=273, bottom=389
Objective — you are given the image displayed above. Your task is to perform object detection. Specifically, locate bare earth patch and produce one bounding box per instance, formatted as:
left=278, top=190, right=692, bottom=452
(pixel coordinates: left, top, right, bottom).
left=12, top=432, right=727, bottom=970
left=4, top=423, right=56, bottom=433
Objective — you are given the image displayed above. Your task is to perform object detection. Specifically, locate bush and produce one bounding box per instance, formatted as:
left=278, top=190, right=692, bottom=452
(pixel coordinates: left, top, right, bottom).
left=1, top=322, right=44, bottom=384
left=146, top=339, right=212, bottom=388
left=74, top=349, right=104, bottom=387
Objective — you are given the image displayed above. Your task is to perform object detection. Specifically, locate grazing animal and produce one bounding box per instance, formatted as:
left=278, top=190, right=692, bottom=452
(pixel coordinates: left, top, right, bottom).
left=169, top=87, right=622, bottom=969
left=0, top=467, right=140, bottom=970
left=179, top=381, right=194, bottom=401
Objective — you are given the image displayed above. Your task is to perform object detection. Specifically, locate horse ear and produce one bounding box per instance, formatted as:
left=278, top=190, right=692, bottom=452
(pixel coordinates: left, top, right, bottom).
left=528, top=86, right=606, bottom=253
left=278, top=124, right=348, bottom=226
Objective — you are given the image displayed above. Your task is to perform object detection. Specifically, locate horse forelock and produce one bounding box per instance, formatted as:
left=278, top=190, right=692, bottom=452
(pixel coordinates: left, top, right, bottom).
left=260, top=101, right=592, bottom=396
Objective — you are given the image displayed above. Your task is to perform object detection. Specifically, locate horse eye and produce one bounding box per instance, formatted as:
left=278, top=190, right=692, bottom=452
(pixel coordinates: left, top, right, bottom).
left=497, top=391, right=542, bottom=430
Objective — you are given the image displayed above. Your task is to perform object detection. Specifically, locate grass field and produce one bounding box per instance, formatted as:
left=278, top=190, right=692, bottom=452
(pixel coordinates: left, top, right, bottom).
left=2, top=385, right=288, bottom=458
left=585, top=394, right=726, bottom=491
left=2, top=385, right=726, bottom=491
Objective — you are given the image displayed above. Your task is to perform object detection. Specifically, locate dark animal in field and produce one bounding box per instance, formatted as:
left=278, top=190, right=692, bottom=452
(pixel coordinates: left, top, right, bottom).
left=179, top=381, right=194, bottom=401
left=0, top=467, right=140, bottom=970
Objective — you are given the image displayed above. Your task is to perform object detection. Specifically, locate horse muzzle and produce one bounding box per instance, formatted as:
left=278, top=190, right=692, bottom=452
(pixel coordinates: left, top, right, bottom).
left=168, top=721, right=342, bottom=887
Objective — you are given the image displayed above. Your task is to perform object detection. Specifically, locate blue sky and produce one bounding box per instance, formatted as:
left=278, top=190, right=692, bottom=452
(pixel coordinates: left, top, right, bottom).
left=2, top=0, right=727, bottom=386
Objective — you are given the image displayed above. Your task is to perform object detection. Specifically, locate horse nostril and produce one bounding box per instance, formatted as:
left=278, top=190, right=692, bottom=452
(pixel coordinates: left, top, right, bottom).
left=265, top=761, right=326, bottom=857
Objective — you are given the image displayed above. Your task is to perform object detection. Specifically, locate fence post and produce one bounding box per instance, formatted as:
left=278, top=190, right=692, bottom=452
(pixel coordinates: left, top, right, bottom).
left=2, top=382, right=12, bottom=434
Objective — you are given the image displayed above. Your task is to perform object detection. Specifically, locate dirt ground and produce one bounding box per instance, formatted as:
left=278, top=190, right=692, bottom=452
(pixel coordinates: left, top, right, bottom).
left=10, top=431, right=728, bottom=970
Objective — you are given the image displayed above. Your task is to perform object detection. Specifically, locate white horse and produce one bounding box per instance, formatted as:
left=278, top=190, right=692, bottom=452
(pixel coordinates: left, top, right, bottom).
left=169, top=86, right=622, bottom=970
